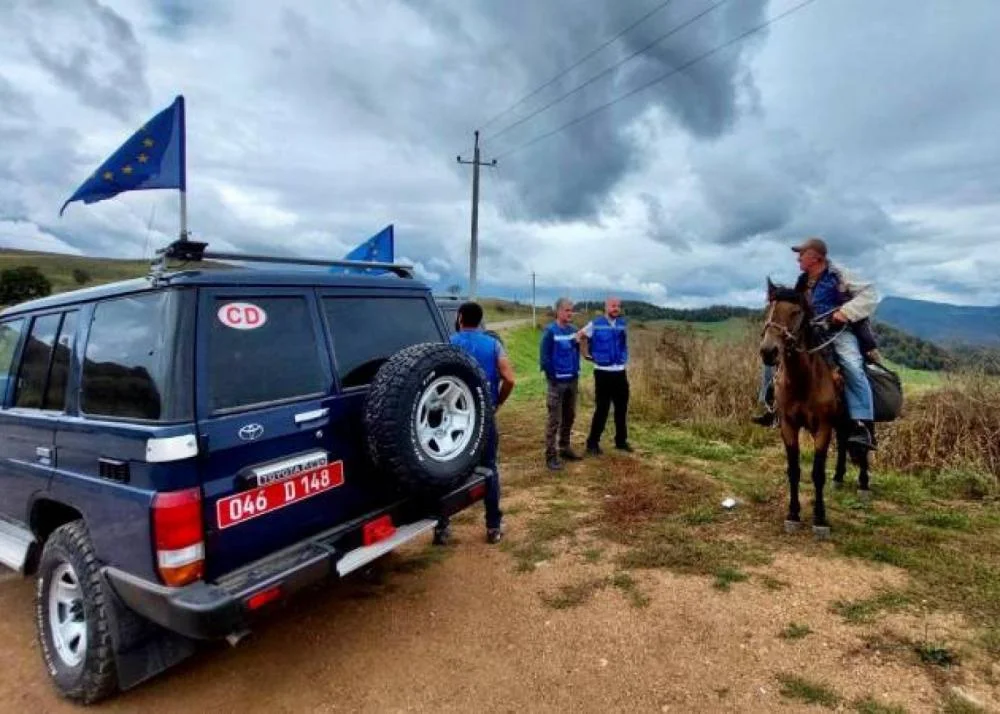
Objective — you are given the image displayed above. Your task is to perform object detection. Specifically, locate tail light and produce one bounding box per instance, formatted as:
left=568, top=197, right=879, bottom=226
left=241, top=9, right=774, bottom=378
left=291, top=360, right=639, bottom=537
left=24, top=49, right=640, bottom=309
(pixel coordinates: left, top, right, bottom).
left=362, top=515, right=396, bottom=546
left=152, top=487, right=205, bottom=587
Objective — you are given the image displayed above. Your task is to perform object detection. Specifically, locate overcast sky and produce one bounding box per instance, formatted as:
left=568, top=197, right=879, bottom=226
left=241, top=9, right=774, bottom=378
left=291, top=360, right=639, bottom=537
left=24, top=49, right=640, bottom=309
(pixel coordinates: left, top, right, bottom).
left=1, top=0, right=999, bottom=308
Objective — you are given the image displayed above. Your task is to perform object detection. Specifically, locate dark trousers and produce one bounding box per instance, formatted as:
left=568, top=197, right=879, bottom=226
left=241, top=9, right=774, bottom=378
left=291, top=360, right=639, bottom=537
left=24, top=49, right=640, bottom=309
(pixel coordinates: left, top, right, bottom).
left=437, top=420, right=501, bottom=531
left=546, top=378, right=578, bottom=459
left=587, top=369, right=629, bottom=448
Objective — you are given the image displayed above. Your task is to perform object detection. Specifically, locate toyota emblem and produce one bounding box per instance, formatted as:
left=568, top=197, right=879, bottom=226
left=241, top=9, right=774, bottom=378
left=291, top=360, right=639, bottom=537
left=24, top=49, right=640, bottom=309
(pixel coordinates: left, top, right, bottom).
left=238, top=423, right=264, bottom=442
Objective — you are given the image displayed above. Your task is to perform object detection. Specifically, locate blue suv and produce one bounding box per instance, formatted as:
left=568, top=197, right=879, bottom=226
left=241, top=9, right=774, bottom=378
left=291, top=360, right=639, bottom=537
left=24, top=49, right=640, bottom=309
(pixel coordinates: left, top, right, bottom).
left=0, top=241, right=493, bottom=703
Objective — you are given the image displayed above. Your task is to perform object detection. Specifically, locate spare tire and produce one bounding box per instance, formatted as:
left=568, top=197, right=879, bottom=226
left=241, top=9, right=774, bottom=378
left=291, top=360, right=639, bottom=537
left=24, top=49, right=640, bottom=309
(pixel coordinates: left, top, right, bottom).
left=364, top=343, right=492, bottom=494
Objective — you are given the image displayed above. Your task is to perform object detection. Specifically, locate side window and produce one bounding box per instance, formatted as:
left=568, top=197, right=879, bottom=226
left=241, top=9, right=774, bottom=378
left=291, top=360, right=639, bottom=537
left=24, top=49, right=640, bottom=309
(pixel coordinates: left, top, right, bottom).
left=82, top=292, right=193, bottom=422
left=0, top=319, right=25, bottom=404
left=45, top=311, right=78, bottom=410
left=324, top=297, right=443, bottom=388
left=208, top=296, right=326, bottom=412
left=15, top=314, right=62, bottom=409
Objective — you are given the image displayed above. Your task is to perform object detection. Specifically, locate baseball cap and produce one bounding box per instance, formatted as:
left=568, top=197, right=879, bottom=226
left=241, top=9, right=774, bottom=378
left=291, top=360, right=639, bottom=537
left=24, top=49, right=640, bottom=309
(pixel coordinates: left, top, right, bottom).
left=791, top=237, right=827, bottom=256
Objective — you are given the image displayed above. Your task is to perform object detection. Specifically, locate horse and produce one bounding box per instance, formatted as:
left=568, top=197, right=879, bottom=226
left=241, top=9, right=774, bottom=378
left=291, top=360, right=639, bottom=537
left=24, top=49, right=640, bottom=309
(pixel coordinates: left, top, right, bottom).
left=759, top=279, right=871, bottom=538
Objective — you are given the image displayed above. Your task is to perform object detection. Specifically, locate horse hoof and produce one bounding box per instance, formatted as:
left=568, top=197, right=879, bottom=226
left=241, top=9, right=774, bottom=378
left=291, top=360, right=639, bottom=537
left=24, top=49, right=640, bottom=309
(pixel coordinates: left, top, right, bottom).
left=857, top=489, right=872, bottom=503
left=784, top=520, right=803, bottom=534
left=812, top=525, right=832, bottom=541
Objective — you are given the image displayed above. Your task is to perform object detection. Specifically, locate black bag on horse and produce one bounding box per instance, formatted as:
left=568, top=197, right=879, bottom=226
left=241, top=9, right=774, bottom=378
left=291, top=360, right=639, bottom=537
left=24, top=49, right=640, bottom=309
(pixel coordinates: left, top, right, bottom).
left=865, top=361, right=903, bottom=422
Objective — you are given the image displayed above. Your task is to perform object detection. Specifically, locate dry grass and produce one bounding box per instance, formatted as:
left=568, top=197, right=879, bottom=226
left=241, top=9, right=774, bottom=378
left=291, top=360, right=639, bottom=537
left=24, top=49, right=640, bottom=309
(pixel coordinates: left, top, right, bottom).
left=622, top=323, right=761, bottom=425
left=879, top=371, right=1000, bottom=486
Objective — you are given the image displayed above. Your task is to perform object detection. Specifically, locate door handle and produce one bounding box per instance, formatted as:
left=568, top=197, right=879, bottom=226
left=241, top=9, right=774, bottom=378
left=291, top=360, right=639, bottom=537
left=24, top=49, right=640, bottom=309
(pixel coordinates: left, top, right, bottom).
left=294, top=408, right=329, bottom=425
left=36, top=446, right=52, bottom=464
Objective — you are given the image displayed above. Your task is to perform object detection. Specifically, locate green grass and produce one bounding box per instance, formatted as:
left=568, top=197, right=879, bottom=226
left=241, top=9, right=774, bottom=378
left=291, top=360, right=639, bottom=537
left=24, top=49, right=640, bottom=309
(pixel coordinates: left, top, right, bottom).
left=609, top=572, right=651, bottom=608
left=540, top=578, right=608, bottom=610
left=541, top=573, right=650, bottom=609
left=882, top=358, right=944, bottom=393
left=831, top=591, right=912, bottom=624
left=914, top=642, right=958, bottom=668
left=779, top=622, right=813, bottom=640
left=852, top=697, right=908, bottom=714
left=0, top=248, right=230, bottom=298
left=776, top=674, right=841, bottom=708
left=713, top=567, right=749, bottom=592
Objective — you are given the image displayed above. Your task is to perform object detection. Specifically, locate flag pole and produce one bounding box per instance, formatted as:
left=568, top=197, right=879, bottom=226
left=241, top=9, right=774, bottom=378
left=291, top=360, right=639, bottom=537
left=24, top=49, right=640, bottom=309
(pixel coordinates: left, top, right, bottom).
left=177, top=95, right=188, bottom=241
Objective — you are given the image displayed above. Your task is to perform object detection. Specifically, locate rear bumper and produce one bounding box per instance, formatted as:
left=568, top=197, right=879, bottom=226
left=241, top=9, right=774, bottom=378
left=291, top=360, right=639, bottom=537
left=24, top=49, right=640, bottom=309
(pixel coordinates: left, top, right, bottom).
left=104, top=471, right=487, bottom=640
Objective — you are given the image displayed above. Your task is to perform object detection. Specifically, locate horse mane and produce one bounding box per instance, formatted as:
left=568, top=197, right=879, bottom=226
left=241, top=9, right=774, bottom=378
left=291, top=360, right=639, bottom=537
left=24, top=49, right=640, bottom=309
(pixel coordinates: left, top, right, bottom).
left=771, top=286, right=802, bottom=304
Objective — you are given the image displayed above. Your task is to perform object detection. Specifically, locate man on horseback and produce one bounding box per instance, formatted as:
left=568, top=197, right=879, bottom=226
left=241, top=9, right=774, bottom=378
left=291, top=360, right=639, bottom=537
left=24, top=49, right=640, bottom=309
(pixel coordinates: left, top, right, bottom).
left=753, top=237, right=878, bottom=450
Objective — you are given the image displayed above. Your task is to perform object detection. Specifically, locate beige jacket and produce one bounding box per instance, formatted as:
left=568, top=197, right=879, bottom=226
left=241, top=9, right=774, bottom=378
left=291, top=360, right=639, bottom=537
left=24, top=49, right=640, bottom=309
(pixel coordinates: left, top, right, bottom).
left=829, top=262, right=878, bottom=323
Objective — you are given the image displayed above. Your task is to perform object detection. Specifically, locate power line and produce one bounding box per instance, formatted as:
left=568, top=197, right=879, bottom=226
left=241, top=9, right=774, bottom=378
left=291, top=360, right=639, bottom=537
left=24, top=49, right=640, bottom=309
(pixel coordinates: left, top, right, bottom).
left=495, top=0, right=822, bottom=160
left=487, top=0, right=729, bottom=143
left=479, top=0, right=678, bottom=132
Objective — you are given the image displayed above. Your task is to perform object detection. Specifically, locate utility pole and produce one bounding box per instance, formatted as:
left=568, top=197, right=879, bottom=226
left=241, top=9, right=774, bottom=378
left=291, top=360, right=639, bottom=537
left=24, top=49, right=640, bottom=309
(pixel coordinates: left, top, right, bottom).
left=457, top=130, right=496, bottom=300
left=531, top=271, right=536, bottom=328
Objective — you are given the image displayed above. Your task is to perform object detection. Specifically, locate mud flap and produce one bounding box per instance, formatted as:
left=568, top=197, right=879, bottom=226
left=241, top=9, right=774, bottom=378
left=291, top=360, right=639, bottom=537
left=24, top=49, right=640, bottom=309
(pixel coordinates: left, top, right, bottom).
left=104, top=574, right=197, bottom=691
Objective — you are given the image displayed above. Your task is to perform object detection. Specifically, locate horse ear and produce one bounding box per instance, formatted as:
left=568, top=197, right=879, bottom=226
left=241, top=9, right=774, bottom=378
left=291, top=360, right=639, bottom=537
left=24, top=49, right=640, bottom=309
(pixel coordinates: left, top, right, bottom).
left=766, top=277, right=777, bottom=300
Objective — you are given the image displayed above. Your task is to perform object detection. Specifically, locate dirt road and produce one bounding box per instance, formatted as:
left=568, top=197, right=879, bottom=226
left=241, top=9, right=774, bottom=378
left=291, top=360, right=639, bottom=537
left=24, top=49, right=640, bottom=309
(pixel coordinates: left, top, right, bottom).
left=0, top=409, right=996, bottom=712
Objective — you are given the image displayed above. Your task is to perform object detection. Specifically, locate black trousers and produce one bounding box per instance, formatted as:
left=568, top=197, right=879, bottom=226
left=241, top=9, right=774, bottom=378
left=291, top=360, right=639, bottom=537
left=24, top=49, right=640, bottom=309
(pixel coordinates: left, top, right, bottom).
left=587, top=369, right=629, bottom=448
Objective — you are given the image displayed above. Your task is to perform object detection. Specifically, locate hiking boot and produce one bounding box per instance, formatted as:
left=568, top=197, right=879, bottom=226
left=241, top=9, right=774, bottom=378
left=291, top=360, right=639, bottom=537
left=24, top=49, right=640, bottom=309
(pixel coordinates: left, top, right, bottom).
left=432, top=526, right=451, bottom=546
left=546, top=457, right=563, bottom=471
left=559, top=448, right=582, bottom=461
left=847, top=420, right=876, bottom=451
left=615, top=443, right=634, bottom=453
left=751, top=409, right=777, bottom=427
left=586, top=443, right=602, bottom=457
left=486, top=527, right=503, bottom=544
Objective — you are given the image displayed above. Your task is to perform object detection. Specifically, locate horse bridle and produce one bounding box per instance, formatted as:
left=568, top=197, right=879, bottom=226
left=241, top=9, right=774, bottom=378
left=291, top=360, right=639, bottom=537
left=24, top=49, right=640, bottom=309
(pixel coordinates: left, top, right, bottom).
left=764, top=302, right=849, bottom=354
left=763, top=302, right=806, bottom=350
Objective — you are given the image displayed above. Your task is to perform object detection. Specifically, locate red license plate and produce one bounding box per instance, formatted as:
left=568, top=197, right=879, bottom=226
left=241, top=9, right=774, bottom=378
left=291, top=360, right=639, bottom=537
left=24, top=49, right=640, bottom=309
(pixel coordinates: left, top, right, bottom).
left=216, top=461, right=345, bottom=529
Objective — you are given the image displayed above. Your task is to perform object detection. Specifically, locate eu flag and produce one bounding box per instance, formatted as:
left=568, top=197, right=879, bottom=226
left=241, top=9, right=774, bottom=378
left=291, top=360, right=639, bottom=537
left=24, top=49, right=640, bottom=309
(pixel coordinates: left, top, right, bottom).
left=60, top=96, right=186, bottom=216
left=334, top=224, right=394, bottom=274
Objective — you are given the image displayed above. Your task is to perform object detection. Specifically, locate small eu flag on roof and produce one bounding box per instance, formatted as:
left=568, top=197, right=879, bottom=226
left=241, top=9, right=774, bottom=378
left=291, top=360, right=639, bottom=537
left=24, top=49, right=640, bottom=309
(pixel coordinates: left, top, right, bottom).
left=60, top=95, right=186, bottom=216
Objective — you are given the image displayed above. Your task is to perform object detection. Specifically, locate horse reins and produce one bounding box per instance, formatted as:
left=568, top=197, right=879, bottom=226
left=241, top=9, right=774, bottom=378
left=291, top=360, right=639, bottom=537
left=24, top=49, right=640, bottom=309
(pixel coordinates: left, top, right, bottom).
left=763, top=303, right=848, bottom=354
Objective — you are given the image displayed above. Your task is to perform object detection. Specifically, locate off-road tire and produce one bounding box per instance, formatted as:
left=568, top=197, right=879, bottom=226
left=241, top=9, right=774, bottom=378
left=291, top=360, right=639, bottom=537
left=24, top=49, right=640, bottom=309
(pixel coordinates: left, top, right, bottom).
left=36, top=520, right=118, bottom=704
left=365, top=342, right=492, bottom=493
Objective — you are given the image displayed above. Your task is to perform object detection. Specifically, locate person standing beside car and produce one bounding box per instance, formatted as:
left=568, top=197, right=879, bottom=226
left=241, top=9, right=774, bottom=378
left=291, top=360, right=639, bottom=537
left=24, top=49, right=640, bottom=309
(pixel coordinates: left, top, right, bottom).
left=434, top=301, right=516, bottom=545
left=578, top=296, right=632, bottom=455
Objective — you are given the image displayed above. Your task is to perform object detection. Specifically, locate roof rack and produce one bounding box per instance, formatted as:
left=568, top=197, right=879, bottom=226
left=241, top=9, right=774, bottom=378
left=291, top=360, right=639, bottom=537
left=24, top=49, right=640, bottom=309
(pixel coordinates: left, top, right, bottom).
left=150, top=239, right=415, bottom=283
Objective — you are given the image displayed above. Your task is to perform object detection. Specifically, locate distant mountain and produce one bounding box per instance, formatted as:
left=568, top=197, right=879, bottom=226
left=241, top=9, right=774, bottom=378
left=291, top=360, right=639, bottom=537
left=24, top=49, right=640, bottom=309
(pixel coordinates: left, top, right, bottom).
left=876, top=296, right=1000, bottom=347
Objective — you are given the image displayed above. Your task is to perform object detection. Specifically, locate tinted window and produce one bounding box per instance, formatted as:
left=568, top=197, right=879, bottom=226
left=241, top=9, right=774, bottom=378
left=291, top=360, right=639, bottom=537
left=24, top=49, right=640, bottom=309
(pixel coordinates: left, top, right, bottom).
left=209, top=296, right=326, bottom=412
left=82, top=292, right=194, bottom=421
left=325, top=297, right=442, bottom=387
left=15, top=314, right=61, bottom=409
left=0, top=319, right=25, bottom=404
left=45, top=311, right=77, bottom=410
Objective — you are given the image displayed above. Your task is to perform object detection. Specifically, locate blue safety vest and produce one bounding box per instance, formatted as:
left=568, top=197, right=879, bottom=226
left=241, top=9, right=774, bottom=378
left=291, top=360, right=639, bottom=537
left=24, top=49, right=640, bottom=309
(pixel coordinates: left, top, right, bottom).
left=589, top=316, right=628, bottom=368
left=541, top=322, right=580, bottom=381
left=451, top=330, right=501, bottom=404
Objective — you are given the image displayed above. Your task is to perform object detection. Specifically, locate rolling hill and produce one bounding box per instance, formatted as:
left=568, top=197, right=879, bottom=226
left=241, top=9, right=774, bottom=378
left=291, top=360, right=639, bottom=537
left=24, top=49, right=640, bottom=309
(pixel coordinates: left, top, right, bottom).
left=876, top=296, right=1000, bottom=347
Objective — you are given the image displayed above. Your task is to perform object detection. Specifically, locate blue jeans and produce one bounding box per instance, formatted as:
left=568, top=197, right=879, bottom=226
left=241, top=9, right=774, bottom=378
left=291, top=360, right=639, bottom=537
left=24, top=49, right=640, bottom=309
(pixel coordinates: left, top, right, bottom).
left=757, top=332, right=874, bottom=421
left=438, top=420, right=502, bottom=531
left=833, top=330, right=874, bottom=421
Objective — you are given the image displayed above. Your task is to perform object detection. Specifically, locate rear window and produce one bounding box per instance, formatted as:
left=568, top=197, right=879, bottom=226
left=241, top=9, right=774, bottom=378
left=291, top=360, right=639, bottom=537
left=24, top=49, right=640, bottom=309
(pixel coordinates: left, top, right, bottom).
left=208, top=296, right=326, bottom=412
left=324, top=297, right=442, bottom=387
left=15, top=313, right=63, bottom=409
left=82, top=291, right=194, bottom=422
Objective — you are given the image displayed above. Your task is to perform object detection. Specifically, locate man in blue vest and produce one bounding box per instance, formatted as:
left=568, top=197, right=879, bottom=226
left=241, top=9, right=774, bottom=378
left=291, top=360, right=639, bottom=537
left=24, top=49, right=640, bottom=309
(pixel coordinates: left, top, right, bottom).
left=540, top=297, right=582, bottom=471
left=578, top=297, right=632, bottom=455
left=434, top=301, right=516, bottom=545
left=753, top=237, right=878, bottom=450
